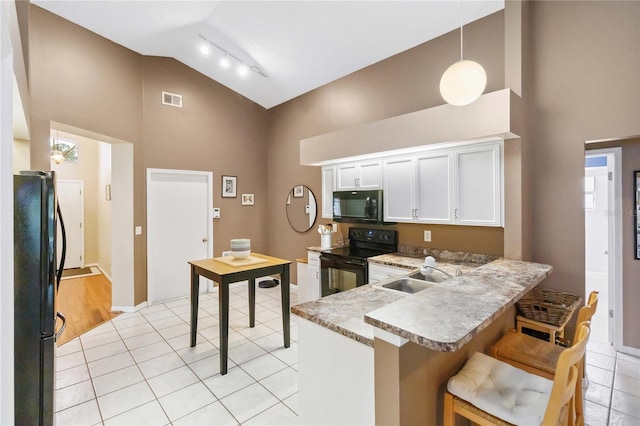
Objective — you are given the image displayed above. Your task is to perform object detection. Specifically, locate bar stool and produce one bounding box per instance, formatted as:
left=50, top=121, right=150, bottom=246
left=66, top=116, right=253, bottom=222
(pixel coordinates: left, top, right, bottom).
left=444, top=323, right=590, bottom=426
left=490, top=291, right=598, bottom=425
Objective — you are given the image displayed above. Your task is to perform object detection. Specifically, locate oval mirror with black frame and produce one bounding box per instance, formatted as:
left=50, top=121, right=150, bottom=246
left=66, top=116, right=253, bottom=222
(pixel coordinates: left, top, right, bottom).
left=286, top=185, right=317, bottom=233
left=635, top=170, right=640, bottom=259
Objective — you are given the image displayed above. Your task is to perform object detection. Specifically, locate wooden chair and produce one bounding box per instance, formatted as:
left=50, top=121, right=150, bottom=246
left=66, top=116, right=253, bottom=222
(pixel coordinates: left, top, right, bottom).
left=490, top=291, right=598, bottom=425
left=444, top=323, right=591, bottom=426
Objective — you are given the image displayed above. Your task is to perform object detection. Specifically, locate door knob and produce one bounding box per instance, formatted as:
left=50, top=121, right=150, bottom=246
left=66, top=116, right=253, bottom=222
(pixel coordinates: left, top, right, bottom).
left=202, top=238, right=208, bottom=243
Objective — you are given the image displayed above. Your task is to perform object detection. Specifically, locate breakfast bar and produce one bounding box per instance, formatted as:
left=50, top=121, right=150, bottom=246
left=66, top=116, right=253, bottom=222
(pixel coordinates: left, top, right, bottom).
left=292, top=257, right=553, bottom=424
left=188, top=253, right=291, bottom=375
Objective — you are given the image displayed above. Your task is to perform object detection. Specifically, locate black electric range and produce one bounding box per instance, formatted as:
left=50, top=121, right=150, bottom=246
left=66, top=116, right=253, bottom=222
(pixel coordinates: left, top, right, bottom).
left=319, top=228, right=397, bottom=296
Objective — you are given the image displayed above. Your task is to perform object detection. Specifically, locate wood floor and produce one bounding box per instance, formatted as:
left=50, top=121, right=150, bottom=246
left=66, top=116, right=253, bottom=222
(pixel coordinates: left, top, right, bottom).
left=56, top=272, right=121, bottom=346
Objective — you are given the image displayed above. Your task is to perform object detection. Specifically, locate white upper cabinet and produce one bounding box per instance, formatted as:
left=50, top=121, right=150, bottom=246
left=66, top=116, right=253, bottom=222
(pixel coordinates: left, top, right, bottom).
left=321, top=166, right=335, bottom=219
left=454, top=143, right=502, bottom=226
left=383, top=151, right=454, bottom=224
left=415, top=152, right=453, bottom=223
left=383, top=156, right=415, bottom=222
left=336, top=160, right=382, bottom=190
left=324, top=141, right=503, bottom=227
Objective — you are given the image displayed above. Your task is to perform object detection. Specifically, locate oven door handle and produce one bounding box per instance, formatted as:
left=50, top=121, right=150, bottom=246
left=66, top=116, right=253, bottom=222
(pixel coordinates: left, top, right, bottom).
left=332, top=259, right=367, bottom=267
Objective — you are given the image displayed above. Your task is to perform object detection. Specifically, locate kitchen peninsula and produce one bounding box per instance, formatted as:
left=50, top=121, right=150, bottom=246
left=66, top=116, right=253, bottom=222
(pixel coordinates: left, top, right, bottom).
left=291, top=256, right=552, bottom=425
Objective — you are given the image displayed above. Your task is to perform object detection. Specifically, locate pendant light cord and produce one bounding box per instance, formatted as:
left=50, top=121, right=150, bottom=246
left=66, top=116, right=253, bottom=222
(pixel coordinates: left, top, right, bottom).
left=460, top=0, right=464, bottom=61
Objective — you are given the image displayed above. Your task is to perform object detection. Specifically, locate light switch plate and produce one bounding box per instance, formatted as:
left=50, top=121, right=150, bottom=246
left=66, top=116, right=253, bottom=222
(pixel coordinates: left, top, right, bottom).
left=423, top=230, right=431, bottom=242
left=135, top=226, right=142, bottom=236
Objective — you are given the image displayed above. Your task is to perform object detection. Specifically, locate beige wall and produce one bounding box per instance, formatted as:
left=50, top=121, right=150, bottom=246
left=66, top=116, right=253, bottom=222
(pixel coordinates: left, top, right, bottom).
left=267, top=11, right=506, bottom=279
left=28, top=5, right=145, bottom=303
left=141, top=56, right=269, bottom=257
left=50, top=133, right=101, bottom=267
left=11, top=138, right=29, bottom=173
left=97, top=142, right=112, bottom=277
left=528, top=1, right=640, bottom=346
left=28, top=6, right=269, bottom=304
left=332, top=222, right=504, bottom=258
left=587, top=138, right=640, bottom=349
left=25, top=2, right=640, bottom=348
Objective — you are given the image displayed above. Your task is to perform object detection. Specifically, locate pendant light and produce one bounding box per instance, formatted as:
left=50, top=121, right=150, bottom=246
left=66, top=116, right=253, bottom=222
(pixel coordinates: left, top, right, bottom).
left=50, top=131, right=65, bottom=164
left=439, top=0, right=487, bottom=106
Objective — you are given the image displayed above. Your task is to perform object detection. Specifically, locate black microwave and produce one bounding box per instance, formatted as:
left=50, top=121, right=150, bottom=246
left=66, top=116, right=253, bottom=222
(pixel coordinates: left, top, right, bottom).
left=332, top=190, right=385, bottom=224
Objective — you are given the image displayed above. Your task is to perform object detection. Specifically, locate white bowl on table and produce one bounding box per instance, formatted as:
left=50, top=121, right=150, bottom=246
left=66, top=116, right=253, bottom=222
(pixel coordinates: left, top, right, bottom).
left=230, top=239, right=251, bottom=259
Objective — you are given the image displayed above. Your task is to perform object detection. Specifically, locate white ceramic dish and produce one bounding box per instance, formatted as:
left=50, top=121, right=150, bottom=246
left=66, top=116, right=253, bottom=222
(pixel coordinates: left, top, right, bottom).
left=231, top=250, right=251, bottom=260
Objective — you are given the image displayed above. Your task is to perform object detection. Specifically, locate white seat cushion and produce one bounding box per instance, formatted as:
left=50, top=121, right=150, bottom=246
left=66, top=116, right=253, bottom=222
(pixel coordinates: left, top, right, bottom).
left=447, top=351, right=554, bottom=426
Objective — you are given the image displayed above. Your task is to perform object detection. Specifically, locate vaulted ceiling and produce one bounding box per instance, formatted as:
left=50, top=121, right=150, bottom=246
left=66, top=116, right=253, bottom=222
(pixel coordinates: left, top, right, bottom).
left=32, top=1, right=504, bottom=109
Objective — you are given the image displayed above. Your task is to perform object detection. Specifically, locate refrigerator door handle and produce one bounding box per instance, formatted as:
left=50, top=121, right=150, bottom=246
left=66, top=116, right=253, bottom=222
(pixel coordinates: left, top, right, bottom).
left=54, top=312, right=66, bottom=341
left=56, top=203, right=67, bottom=291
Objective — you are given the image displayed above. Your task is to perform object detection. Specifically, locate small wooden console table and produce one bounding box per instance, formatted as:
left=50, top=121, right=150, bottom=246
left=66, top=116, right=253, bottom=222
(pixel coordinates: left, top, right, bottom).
left=188, top=253, right=291, bottom=375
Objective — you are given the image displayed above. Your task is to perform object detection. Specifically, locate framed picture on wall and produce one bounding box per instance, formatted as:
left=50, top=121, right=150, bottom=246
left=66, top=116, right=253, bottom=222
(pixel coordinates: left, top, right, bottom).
left=293, top=185, right=304, bottom=198
left=634, top=170, right=640, bottom=259
left=222, top=176, right=237, bottom=198
left=241, top=194, right=255, bottom=205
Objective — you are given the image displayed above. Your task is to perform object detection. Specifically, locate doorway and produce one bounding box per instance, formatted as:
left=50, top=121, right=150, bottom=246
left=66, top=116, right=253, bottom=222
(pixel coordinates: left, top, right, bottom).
left=584, top=149, right=621, bottom=347
left=146, top=168, right=213, bottom=304
left=56, top=180, right=84, bottom=269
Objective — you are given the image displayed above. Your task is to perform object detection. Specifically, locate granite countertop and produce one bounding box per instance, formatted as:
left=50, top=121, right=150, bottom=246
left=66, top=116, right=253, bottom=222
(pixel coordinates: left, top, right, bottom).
left=290, top=285, right=406, bottom=346
left=368, top=253, right=481, bottom=275
left=306, top=244, right=345, bottom=253
left=291, top=257, right=552, bottom=350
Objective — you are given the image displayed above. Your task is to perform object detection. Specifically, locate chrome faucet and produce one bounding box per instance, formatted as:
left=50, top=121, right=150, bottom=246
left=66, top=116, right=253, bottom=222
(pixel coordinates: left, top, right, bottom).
left=420, top=265, right=462, bottom=279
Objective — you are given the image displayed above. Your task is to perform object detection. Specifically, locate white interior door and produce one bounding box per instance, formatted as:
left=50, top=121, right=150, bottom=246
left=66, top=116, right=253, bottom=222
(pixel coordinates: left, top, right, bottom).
left=57, top=180, right=84, bottom=269
left=585, top=149, right=622, bottom=352
left=147, top=169, right=213, bottom=304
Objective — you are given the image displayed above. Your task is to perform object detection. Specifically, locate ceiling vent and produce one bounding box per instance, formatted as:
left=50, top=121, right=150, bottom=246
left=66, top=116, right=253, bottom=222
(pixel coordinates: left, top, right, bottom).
left=162, top=91, right=182, bottom=108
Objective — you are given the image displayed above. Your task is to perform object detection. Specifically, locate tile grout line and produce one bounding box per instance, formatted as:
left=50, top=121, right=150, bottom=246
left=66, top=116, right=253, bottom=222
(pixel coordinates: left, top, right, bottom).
left=55, top=288, right=298, bottom=425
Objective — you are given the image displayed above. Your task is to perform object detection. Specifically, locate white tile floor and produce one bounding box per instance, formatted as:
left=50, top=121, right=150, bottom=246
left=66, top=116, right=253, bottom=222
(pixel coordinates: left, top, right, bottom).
left=55, top=280, right=640, bottom=425
left=55, top=282, right=299, bottom=425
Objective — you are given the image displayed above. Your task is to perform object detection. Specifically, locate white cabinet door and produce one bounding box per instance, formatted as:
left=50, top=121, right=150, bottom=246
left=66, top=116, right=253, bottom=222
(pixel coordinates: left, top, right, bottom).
left=307, top=251, right=321, bottom=302
left=322, top=166, right=335, bottom=219
left=383, top=156, right=415, bottom=222
left=336, top=163, right=358, bottom=190
left=336, top=160, right=382, bottom=190
left=415, top=152, right=453, bottom=223
left=357, top=160, right=382, bottom=189
left=368, top=263, right=409, bottom=283
left=454, top=144, right=501, bottom=226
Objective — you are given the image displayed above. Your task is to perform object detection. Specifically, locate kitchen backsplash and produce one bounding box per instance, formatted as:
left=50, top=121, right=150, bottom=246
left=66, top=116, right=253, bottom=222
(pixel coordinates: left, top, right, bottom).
left=396, top=244, right=499, bottom=265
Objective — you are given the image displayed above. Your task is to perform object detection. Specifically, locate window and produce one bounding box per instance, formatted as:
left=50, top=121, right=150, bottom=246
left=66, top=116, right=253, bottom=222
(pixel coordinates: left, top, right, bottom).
left=584, top=176, right=595, bottom=211
left=51, top=138, right=78, bottom=164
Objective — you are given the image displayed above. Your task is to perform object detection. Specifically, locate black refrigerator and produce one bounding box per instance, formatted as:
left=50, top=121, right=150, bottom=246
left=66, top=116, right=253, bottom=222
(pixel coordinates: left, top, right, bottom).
left=14, top=171, right=66, bottom=425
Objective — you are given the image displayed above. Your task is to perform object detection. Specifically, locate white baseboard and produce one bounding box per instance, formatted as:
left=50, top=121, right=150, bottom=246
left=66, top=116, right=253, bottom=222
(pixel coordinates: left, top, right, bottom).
left=85, top=262, right=113, bottom=283
left=111, top=301, right=146, bottom=313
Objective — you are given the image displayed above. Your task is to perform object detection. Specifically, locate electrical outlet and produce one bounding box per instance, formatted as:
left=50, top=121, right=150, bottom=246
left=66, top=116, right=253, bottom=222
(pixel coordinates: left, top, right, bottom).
left=222, top=251, right=232, bottom=257
left=423, top=230, right=432, bottom=242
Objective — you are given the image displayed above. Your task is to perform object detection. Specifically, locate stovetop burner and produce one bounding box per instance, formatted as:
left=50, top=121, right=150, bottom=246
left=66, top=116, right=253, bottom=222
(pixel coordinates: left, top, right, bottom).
left=321, top=228, right=397, bottom=260
left=321, top=246, right=392, bottom=260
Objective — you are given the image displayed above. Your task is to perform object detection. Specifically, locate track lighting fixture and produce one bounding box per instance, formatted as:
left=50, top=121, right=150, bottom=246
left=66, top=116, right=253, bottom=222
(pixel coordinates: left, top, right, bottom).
left=199, top=34, right=267, bottom=78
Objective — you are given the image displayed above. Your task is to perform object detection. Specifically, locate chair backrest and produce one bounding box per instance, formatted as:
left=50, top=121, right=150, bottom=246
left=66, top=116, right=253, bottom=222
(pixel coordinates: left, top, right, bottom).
left=543, top=322, right=591, bottom=424
left=572, top=291, right=599, bottom=343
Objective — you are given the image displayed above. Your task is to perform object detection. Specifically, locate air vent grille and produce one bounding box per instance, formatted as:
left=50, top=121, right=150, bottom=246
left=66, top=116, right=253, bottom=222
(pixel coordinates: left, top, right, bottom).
left=162, top=91, right=182, bottom=108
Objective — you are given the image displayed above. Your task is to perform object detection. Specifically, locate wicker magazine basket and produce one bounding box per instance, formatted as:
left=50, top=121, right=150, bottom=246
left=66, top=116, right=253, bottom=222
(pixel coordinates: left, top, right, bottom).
left=516, top=288, right=582, bottom=327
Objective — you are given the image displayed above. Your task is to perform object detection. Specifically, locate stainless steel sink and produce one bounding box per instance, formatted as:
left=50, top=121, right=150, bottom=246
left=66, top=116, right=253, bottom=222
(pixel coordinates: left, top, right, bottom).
left=407, top=271, right=451, bottom=284
left=381, top=278, right=435, bottom=294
